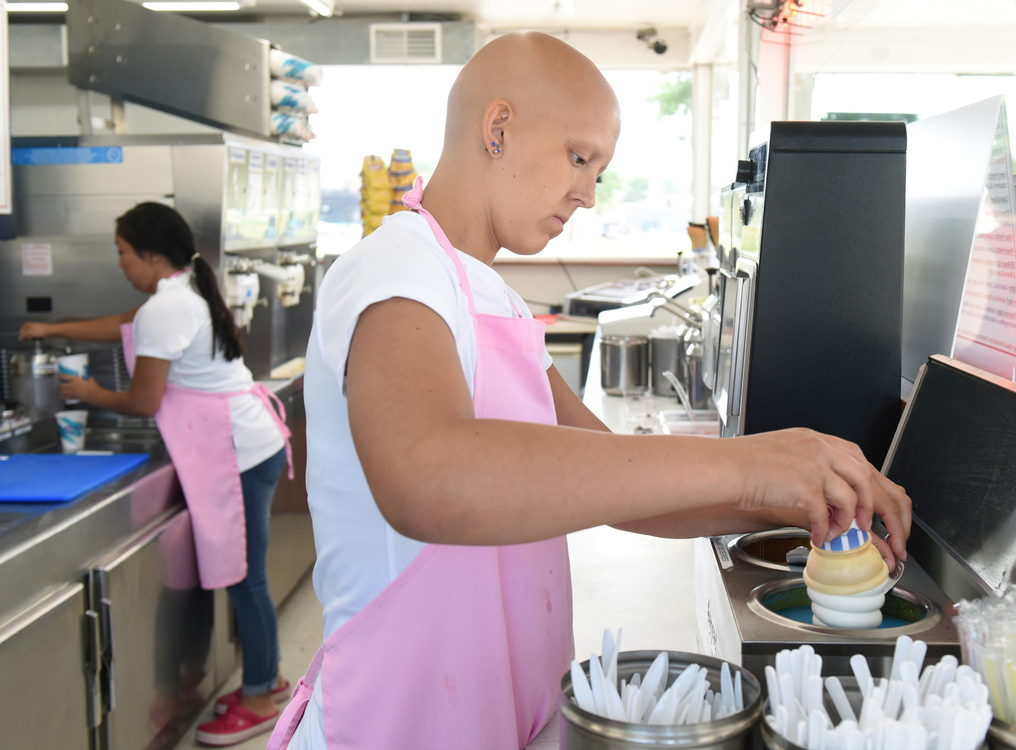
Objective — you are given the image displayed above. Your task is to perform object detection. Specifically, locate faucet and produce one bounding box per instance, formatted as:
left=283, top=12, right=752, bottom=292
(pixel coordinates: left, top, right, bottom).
left=647, top=292, right=700, bottom=328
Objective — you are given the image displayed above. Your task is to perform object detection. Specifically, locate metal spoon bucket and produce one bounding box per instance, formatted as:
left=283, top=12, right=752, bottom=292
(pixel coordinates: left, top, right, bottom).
left=989, top=718, right=1016, bottom=749
left=559, top=650, right=762, bottom=749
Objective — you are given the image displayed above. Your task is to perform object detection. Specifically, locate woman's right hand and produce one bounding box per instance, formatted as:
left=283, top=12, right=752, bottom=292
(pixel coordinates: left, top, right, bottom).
left=723, top=428, right=909, bottom=549
left=19, top=322, right=51, bottom=341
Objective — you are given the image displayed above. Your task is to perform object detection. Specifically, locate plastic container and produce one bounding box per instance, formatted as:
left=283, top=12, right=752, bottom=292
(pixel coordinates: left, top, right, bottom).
left=55, top=409, right=88, bottom=452
left=559, top=650, right=761, bottom=749
left=56, top=353, right=89, bottom=404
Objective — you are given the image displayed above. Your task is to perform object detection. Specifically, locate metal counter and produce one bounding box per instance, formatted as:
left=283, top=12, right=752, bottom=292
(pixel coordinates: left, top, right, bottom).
left=0, top=374, right=313, bottom=750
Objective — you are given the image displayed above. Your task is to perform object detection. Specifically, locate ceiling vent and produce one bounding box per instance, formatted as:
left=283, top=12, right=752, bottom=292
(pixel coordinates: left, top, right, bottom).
left=370, top=23, right=443, bottom=64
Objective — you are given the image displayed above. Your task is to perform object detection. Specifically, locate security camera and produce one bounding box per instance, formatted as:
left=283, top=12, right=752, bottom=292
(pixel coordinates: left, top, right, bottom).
left=636, top=27, right=668, bottom=55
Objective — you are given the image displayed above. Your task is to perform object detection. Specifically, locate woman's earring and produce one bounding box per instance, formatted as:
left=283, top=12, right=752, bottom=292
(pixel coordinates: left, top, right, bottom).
left=491, top=141, right=502, bottom=155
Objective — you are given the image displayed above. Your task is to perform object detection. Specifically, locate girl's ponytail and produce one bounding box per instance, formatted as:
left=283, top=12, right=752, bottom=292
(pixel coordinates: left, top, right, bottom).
left=191, top=253, right=244, bottom=361
left=116, top=202, right=243, bottom=361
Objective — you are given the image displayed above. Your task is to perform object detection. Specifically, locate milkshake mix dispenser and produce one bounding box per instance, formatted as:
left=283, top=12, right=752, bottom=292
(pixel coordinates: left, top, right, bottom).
left=710, top=121, right=906, bottom=465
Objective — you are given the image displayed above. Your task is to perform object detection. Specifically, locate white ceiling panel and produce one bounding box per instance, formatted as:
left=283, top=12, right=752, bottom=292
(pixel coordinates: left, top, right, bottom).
left=256, top=0, right=712, bottom=28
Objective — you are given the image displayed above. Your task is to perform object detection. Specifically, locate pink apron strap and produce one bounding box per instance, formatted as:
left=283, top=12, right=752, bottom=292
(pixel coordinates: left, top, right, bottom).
left=403, top=176, right=478, bottom=317
left=266, top=647, right=326, bottom=750
left=252, top=383, right=295, bottom=480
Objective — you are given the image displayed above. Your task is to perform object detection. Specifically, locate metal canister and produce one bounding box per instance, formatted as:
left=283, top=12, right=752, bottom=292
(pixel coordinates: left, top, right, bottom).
left=649, top=325, right=688, bottom=397
left=683, top=327, right=712, bottom=411
left=560, top=650, right=761, bottom=749
left=7, top=341, right=62, bottom=416
left=600, top=336, right=649, bottom=396
left=990, top=718, right=1016, bottom=749
left=760, top=678, right=990, bottom=750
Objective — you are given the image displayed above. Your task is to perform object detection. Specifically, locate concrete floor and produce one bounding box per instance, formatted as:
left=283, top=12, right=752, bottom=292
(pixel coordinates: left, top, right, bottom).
left=171, top=527, right=698, bottom=750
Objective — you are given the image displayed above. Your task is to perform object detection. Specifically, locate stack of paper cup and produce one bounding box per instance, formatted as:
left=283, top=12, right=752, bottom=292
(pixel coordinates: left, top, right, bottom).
left=57, top=353, right=89, bottom=404
left=56, top=410, right=88, bottom=452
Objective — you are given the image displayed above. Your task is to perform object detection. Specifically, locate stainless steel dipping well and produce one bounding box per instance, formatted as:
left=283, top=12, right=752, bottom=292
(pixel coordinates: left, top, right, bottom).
left=694, top=527, right=959, bottom=689
left=696, top=355, right=1016, bottom=694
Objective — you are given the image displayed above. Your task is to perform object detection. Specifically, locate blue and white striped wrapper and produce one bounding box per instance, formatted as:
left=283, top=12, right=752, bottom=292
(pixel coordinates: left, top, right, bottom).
left=820, top=523, right=869, bottom=552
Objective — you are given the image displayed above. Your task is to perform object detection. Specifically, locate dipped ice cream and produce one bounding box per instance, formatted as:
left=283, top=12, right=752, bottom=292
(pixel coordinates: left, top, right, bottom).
left=803, top=522, right=889, bottom=628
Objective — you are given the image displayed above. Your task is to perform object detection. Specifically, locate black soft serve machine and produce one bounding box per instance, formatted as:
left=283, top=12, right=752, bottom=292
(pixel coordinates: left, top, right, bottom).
left=696, top=122, right=978, bottom=688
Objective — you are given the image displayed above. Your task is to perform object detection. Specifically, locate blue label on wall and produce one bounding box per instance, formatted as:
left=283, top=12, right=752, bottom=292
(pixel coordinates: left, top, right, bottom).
left=12, top=147, right=124, bottom=166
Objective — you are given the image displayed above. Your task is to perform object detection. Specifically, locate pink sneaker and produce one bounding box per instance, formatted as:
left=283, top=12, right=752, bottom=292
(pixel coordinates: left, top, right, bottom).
left=195, top=704, right=279, bottom=747
left=214, top=679, right=291, bottom=715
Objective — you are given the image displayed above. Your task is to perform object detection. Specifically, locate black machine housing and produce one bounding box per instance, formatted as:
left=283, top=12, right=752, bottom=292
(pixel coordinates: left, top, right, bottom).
left=713, top=121, right=906, bottom=465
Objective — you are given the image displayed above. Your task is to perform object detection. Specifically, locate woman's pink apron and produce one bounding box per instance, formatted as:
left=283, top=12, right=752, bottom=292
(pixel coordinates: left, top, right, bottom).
left=266, top=177, right=573, bottom=749
left=121, top=322, right=293, bottom=590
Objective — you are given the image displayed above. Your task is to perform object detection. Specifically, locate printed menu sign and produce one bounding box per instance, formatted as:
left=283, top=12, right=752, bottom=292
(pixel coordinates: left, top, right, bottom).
left=952, top=101, right=1016, bottom=379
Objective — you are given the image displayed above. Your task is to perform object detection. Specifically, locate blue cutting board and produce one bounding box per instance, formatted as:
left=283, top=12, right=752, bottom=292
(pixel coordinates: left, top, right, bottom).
left=0, top=453, right=150, bottom=502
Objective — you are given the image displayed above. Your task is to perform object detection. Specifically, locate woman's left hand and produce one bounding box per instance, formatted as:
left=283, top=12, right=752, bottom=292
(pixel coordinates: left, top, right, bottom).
left=59, top=375, right=101, bottom=404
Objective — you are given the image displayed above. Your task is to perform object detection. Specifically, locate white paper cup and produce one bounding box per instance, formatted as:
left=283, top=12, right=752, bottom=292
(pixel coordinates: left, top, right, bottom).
left=57, top=354, right=90, bottom=404
left=56, top=409, right=88, bottom=452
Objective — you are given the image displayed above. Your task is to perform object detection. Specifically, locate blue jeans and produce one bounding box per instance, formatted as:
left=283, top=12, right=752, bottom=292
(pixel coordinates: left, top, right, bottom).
left=227, top=448, right=287, bottom=695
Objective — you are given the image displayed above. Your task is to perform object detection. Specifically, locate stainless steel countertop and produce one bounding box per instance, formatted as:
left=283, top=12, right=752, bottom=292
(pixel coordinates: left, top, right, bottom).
left=0, top=376, right=303, bottom=627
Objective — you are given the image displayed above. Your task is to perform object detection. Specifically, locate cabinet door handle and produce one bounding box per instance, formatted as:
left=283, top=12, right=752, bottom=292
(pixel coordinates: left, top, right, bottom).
left=100, top=597, right=115, bottom=713
left=83, top=609, right=102, bottom=730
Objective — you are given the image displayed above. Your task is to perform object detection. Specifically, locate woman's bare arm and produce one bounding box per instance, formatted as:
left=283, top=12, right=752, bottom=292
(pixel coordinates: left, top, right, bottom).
left=347, top=298, right=909, bottom=549
left=20, top=308, right=140, bottom=344
left=60, top=356, right=168, bottom=418
left=545, top=347, right=911, bottom=561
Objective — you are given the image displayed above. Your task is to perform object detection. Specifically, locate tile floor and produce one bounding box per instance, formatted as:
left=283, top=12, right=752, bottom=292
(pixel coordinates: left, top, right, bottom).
left=171, top=527, right=698, bottom=750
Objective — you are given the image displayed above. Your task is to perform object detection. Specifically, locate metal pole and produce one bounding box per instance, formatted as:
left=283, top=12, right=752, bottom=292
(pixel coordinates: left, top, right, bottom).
left=736, top=0, right=760, bottom=158
left=691, top=63, right=713, bottom=223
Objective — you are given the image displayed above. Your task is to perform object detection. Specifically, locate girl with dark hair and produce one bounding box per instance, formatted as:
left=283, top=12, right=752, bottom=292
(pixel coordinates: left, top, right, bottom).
left=20, top=202, right=294, bottom=746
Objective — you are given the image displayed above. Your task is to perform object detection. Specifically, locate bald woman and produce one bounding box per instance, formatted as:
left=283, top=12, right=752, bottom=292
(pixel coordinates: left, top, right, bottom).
left=269, top=32, right=911, bottom=750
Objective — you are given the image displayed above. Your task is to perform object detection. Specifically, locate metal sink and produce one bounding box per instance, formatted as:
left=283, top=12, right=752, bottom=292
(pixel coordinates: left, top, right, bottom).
left=82, top=427, right=162, bottom=447
left=23, top=425, right=163, bottom=455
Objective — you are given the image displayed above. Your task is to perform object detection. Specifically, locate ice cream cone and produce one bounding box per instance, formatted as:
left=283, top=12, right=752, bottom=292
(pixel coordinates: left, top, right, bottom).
left=803, top=531, right=888, bottom=597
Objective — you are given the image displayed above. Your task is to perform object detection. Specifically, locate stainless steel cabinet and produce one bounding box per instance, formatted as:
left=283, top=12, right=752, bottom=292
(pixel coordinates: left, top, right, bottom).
left=0, top=583, right=91, bottom=750
left=90, top=509, right=217, bottom=750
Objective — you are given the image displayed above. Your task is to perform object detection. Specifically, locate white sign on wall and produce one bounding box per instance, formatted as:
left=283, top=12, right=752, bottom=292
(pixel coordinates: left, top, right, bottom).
left=22, top=243, right=53, bottom=276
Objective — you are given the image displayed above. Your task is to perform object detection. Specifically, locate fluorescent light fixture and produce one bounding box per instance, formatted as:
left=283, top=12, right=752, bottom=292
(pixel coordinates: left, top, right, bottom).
left=299, top=0, right=333, bottom=17
left=142, top=1, right=241, bottom=9
left=6, top=3, right=69, bottom=10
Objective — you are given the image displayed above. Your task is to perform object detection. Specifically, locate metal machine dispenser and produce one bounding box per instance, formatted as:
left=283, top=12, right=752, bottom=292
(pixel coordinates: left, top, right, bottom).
left=695, top=120, right=937, bottom=692
left=709, top=121, right=906, bottom=466
left=696, top=353, right=1016, bottom=709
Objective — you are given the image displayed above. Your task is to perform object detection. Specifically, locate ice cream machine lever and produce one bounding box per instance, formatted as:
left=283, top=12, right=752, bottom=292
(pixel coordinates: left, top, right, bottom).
left=224, top=253, right=313, bottom=329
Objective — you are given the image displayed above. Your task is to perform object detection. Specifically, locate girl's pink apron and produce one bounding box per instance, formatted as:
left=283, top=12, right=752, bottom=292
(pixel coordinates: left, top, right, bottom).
left=121, top=322, right=293, bottom=590
left=267, top=177, right=573, bottom=749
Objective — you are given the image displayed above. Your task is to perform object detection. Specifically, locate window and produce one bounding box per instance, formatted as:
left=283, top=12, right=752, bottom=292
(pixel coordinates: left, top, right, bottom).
left=308, top=66, right=697, bottom=261
left=307, top=65, right=461, bottom=256
left=810, top=73, right=1016, bottom=146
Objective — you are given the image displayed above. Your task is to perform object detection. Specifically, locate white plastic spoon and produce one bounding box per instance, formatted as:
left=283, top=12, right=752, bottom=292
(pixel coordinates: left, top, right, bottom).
left=570, top=660, right=596, bottom=713
left=827, top=676, right=858, bottom=724
left=589, top=654, right=609, bottom=717
left=891, top=635, right=913, bottom=681
left=850, top=654, right=874, bottom=698
left=766, top=665, right=782, bottom=712
left=638, top=652, right=668, bottom=719
left=604, top=677, right=626, bottom=722
left=672, top=663, right=700, bottom=701
left=721, top=661, right=734, bottom=709
left=909, top=640, right=928, bottom=677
